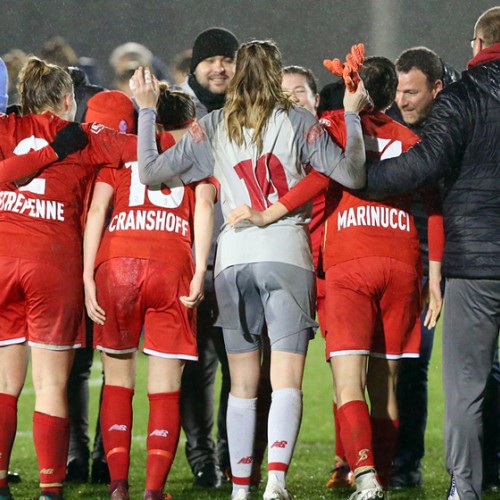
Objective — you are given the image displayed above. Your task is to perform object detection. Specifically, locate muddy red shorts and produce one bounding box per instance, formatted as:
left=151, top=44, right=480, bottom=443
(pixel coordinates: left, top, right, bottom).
left=94, top=257, right=197, bottom=360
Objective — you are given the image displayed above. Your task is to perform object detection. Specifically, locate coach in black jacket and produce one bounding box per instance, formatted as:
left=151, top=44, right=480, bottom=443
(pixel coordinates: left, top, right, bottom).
left=365, top=7, right=500, bottom=500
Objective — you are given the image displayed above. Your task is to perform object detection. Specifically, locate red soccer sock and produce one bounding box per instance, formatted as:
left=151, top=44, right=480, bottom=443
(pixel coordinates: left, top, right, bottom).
left=337, top=400, right=375, bottom=474
left=33, top=411, right=69, bottom=494
left=371, top=416, right=399, bottom=487
left=0, top=394, right=18, bottom=489
left=145, top=392, right=181, bottom=492
left=100, top=385, right=134, bottom=483
left=333, top=402, right=348, bottom=464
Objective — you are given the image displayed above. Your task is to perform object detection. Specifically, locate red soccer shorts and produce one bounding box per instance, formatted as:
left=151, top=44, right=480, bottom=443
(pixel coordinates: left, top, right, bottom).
left=0, top=256, right=84, bottom=349
left=94, top=257, right=197, bottom=360
left=323, top=256, right=421, bottom=360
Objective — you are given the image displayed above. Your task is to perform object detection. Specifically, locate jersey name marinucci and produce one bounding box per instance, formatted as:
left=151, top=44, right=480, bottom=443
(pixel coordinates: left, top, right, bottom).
left=319, top=110, right=421, bottom=270
left=0, top=113, right=133, bottom=268
left=95, top=161, right=196, bottom=271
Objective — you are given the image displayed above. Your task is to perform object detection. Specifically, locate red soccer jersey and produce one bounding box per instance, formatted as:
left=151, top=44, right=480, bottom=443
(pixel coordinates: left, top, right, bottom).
left=280, top=110, right=444, bottom=272
left=0, top=112, right=134, bottom=269
left=309, top=192, right=326, bottom=270
left=94, top=161, right=197, bottom=272
left=320, top=110, right=422, bottom=270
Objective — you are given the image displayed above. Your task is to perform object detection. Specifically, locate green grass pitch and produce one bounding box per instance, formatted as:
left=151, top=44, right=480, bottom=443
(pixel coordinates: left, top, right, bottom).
left=8, top=321, right=498, bottom=499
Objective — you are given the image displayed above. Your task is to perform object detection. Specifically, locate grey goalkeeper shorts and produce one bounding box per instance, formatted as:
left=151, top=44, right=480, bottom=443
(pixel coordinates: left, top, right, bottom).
left=214, top=262, right=317, bottom=354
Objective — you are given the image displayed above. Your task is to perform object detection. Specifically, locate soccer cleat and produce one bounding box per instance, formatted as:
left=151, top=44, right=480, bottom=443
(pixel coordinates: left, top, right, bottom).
left=326, top=463, right=355, bottom=488
left=232, top=489, right=251, bottom=500
left=349, top=475, right=385, bottom=500
left=110, top=482, right=129, bottom=500
left=348, top=487, right=385, bottom=500
left=447, top=474, right=460, bottom=500
left=263, top=474, right=292, bottom=500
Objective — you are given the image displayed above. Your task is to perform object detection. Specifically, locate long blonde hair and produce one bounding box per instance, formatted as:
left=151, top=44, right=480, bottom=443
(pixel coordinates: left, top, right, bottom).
left=17, top=56, right=73, bottom=116
left=224, top=40, right=294, bottom=153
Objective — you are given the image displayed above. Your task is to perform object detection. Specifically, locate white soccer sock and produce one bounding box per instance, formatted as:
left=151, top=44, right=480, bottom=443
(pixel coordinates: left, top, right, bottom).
left=227, top=394, right=257, bottom=496
left=267, top=388, right=303, bottom=487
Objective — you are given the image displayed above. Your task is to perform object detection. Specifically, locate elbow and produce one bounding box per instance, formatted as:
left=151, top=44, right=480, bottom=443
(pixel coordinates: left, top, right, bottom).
left=344, top=169, right=366, bottom=190
left=138, top=165, right=152, bottom=186
left=348, top=175, right=366, bottom=190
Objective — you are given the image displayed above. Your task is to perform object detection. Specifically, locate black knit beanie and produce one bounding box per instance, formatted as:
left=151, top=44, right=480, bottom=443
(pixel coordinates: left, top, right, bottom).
left=190, top=28, right=239, bottom=73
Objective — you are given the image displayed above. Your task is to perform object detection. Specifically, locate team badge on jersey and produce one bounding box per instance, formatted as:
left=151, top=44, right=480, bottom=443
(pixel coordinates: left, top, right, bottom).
left=189, top=121, right=207, bottom=144
left=304, top=122, right=326, bottom=145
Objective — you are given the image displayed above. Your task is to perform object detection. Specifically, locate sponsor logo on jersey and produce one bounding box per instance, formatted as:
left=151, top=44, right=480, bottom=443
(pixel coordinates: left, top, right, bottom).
left=108, top=424, right=128, bottom=432
left=188, top=121, right=207, bottom=144
left=108, top=209, right=190, bottom=235
left=149, top=429, right=169, bottom=438
left=237, top=456, right=253, bottom=465
left=0, top=191, right=64, bottom=221
left=304, top=122, right=326, bottom=145
left=337, top=206, right=411, bottom=232
left=90, top=123, right=105, bottom=134
left=271, top=440, right=288, bottom=449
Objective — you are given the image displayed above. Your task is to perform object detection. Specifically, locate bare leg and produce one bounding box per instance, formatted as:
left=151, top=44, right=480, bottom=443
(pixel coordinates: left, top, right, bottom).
left=331, top=354, right=367, bottom=407
left=31, top=347, right=75, bottom=417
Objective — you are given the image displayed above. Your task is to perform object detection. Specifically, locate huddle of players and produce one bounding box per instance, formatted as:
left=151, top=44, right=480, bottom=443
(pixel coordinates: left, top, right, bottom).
left=0, top=41, right=437, bottom=500
left=1, top=10, right=497, bottom=500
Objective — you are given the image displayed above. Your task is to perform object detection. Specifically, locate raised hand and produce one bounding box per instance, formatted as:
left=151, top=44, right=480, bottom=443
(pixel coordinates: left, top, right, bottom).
left=129, top=66, right=160, bottom=110
left=343, top=79, right=371, bottom=113
left=323, top=43, right=365, bottom=93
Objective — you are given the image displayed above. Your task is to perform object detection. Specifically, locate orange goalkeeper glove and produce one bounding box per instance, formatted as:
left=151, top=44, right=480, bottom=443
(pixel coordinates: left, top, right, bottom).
left=323, top=43, right=365, bottom=93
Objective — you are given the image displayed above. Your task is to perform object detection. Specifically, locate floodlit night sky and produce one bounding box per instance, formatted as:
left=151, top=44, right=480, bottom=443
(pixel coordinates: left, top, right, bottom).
left=0, top=0, right=496, bottom=89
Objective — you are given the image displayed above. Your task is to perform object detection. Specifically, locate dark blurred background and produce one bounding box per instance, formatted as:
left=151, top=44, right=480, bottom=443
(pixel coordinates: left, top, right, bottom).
left=0, top=0, right=496, bottom=89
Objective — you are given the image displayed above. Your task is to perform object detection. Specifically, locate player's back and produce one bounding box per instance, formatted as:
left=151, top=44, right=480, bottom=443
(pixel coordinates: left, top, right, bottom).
left=0, top=113, right=132, bottom=267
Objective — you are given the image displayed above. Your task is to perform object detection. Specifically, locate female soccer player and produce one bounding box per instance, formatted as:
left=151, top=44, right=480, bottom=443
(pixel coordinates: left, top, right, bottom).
left=228, top=57, right=444, bottom=500
left=0, top=57, right=134, bottom=500
left=83, top=85, right=216, bottom=500
left=130, top=40, right=369, bottom=500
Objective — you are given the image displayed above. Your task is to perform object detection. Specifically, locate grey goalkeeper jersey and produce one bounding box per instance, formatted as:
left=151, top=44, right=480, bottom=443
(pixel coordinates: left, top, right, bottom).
left=138, top=106, right=365, bottom=275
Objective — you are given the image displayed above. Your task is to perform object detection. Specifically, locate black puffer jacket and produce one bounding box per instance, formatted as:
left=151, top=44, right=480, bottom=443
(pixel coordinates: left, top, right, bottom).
left=365, top=55, right=500, bottom=279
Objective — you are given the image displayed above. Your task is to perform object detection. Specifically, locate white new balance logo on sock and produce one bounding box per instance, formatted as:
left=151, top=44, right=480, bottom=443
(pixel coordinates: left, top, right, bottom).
left=149, top=429, right=169, bottom=438
left=108, top=424, right=128, bottom=432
